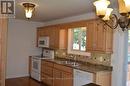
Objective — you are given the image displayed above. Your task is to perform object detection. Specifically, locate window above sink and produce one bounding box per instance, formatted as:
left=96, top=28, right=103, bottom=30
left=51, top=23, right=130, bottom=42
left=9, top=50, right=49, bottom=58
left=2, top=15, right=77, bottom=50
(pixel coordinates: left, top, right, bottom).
left=67, top=27, right=91, bottom=56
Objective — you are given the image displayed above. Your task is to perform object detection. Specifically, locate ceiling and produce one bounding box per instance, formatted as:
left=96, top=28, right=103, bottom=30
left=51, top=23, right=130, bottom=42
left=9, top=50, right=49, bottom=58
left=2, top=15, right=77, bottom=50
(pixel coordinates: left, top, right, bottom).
left=15, top=0, right=118, bottom=22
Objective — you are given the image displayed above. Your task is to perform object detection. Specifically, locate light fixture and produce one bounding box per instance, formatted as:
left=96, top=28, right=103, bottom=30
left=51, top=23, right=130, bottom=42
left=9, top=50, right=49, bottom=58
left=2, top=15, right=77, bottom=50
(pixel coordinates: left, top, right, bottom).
left=22, top=3, right=36, bottom=19
left=93, top=0, right=130, bottom=31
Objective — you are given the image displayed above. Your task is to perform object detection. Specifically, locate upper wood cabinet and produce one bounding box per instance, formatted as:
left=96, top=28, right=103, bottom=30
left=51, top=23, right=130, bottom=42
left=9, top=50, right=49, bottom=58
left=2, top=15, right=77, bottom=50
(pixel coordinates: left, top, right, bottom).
left=37, top=25, right=68, bottom=49
left=86, top=19, right=113, bottom=53
left=37, top=19, right=113, bottom=53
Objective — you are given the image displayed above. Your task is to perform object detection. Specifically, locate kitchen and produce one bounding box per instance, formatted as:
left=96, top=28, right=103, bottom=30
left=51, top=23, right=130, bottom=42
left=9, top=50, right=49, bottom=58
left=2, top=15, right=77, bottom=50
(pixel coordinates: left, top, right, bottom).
left=0, top=0, right=129, bottom=86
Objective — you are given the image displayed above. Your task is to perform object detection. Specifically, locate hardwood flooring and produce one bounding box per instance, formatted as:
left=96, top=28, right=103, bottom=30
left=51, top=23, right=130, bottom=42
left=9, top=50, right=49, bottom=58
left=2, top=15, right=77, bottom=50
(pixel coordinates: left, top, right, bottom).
left=5, top=77, right=47, bottom=86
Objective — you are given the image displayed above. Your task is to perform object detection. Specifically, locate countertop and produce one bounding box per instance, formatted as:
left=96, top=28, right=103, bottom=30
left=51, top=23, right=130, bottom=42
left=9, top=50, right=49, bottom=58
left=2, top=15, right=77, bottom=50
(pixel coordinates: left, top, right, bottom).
left=42, top=58, right=112, bottom=73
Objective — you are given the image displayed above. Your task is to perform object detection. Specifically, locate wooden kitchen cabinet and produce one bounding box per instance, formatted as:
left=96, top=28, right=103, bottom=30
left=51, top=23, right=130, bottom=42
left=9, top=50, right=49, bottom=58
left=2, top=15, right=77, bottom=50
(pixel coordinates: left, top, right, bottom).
left=93, top=72, right=111, bottom=86
left=54, top=28, right=68, bottom=49
left=41, top=60, right=54, bottom=86
left=37, top=19, right=113, bottom=52
left=86, top=19, right=113, bottom=53
left=62, top=71, right=73, bottom=86
left=37, top=25, right=68, bottom=49
left=86, top=20, right=95, bottom=51
left=41, top=60, right=73, bottom=86
left=41, top=74, right=53, bottom=86
left=41, top=60, right=111, bottom=86
left=53, top=69, right=63, bottom=86
left=93, top=20, right=106, bottom=51
left=53, top=63, right=73, bottom=86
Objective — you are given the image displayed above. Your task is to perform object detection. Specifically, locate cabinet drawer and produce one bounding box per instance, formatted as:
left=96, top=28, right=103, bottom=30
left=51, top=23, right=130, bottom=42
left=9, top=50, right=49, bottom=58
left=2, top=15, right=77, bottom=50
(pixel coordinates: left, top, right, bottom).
left=42, top=60, right=54, bottom=67
left=41, top=66, right=53, bottom=76
left=41, top=74, right=53, bottom=86
left=54, top=63, right=73, bottom=73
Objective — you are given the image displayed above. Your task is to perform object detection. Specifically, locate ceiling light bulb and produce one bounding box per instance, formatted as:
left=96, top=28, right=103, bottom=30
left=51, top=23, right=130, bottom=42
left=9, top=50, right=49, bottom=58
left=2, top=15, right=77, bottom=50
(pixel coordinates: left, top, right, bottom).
left=103, top=8, right=113, bottom=21
left=124, top=0, right=130, bottom=14
left=93, top=0, right=110, bottom=18
left=25, top=9, right=33, bottom=19
left=23, top=3, right=36, bottom=19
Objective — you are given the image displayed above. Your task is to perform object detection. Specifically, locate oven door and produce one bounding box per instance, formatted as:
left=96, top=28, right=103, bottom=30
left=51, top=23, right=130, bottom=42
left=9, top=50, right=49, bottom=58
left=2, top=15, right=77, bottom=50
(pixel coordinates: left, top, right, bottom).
left=31, top=58, right=41, bottom=73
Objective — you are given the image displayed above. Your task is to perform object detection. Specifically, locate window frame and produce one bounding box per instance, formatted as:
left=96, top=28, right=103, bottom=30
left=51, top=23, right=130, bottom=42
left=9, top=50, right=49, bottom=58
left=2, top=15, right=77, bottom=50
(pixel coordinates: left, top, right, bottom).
left=67, top=27, right=91, bottom=56
left=71, top=28, right=86, bottom=51
left=128, top=30, right=130, bottom=63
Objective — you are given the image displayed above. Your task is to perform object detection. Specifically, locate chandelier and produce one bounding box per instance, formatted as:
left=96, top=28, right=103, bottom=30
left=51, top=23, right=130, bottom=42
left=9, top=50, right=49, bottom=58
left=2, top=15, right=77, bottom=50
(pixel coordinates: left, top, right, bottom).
left=93, top=0, right=130, bottom=31
left=22, top=3, right=36, bottom=19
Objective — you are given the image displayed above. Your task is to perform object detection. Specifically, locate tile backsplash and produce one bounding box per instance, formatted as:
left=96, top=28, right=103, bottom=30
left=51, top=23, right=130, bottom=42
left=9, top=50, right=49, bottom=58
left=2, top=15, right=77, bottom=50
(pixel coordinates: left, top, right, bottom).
left=54, top=49, right=111, bottom=66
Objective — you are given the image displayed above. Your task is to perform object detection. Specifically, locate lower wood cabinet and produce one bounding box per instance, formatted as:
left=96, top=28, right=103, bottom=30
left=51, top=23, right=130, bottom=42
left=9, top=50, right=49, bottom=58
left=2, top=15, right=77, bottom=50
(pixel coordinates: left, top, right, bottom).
left=41, top=74, right=53, bottom=86
left=53, top=69, right=63, bottom=86
left=53, top=63, right=73, bottom=86
left=93, top=72, right=111, bottom=86
left=41, top=60, right=111, bottom=86
left=41, top=61, right=54, bottom=86
left=41, top=60, right=73, bottom=86
left=62, top=71, right=73, bottom=86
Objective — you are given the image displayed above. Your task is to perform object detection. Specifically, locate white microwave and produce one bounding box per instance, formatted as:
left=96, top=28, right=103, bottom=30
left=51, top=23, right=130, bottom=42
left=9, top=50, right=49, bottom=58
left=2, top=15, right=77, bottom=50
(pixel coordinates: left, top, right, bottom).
left=38, top=37, right=49, bottom=48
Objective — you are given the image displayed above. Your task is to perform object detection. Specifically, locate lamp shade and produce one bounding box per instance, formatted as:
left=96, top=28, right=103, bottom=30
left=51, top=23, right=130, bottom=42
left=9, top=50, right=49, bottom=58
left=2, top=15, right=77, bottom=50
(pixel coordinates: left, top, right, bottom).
left=23, top=3, right=35, bottom=19
left=103, top=8, right=113, bottom=21
left=93, top=0, right=110, bottom=18
left=124, top=0, right=130, bottom=14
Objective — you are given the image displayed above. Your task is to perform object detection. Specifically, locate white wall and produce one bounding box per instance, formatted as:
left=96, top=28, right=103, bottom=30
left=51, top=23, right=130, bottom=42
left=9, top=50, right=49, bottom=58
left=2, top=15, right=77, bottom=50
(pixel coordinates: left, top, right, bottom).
left=6, top=19, right=44, bottom=79
left=111, top=30, right=128, bottom=86
left=44, top=11, right=128, bottom=86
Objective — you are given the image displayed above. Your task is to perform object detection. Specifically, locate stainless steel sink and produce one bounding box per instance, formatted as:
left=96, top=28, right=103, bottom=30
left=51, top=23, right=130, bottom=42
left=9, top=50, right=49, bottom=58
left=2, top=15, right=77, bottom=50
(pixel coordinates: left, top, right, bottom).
left=58, top=60, right=80, bottom=67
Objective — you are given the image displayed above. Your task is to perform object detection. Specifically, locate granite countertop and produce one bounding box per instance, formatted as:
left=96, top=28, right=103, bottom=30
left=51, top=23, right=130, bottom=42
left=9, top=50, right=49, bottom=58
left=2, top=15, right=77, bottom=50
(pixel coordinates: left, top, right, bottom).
left=42, top=58, right=112, bottom=73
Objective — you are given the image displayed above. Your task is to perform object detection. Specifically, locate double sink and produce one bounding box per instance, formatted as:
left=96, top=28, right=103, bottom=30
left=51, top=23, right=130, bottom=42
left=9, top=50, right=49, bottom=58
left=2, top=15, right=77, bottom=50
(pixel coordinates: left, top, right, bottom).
left=57, top=60, right=80, bottom=67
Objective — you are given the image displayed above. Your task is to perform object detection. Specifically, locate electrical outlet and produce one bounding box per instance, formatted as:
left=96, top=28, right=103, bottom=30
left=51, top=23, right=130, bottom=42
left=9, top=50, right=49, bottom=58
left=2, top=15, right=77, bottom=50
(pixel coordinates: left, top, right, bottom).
left=100, top=56, right=103, bottom=62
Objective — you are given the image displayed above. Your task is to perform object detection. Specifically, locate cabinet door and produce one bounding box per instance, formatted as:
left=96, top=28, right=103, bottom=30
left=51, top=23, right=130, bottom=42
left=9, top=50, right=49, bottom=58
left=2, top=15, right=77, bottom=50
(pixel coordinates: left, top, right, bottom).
left=41, top=28, right=50, bottom=37
left=96, top=21, right=106, bottom=51
left=92, top=21, right=98, bottom=51
left=53, top=28, right=60, bottom=49
left=41, top=66, right=53, bottom=76
left=59, top=29, right=68, bottom=49
left=53, top=69, right=63, bottom=86
left=53, top=28, right=68, bottom=49
left=49, top=27, right=57, bottom=48
left=36, top=29, right=42, bottom=47
left=41, top=73, right=53, bottom=86
left=87, top=20, right=95, bottom=51
left=95, top=72, right=111, bottom=86
left=105, top=26, right=113, bottom=52
left=62, top=72, right=73, bottom=86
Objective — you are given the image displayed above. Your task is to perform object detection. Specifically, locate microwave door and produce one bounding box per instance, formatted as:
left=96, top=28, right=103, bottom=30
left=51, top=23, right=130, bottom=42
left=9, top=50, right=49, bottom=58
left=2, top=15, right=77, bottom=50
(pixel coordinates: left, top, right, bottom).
left=38, top=38, right=49, bottom=48
left=39, top=40, right=45, bottom=47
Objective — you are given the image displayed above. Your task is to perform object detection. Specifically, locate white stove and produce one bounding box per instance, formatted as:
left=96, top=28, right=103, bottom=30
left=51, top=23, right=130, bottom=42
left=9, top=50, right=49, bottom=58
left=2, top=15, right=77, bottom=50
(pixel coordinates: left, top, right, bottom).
left=30, top=49, right=54, bottom=81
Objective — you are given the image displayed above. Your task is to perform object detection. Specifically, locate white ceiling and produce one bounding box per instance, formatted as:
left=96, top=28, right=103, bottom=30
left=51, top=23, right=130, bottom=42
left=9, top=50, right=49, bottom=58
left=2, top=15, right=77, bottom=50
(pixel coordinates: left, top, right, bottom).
left=15, top=0, right=118, bottom=22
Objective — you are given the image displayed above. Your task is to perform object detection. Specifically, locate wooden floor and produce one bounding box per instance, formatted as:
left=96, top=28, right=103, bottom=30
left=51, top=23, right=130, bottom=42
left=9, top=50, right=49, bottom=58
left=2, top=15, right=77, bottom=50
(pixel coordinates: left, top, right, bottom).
left=6, top=77, right=47, bottom=86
